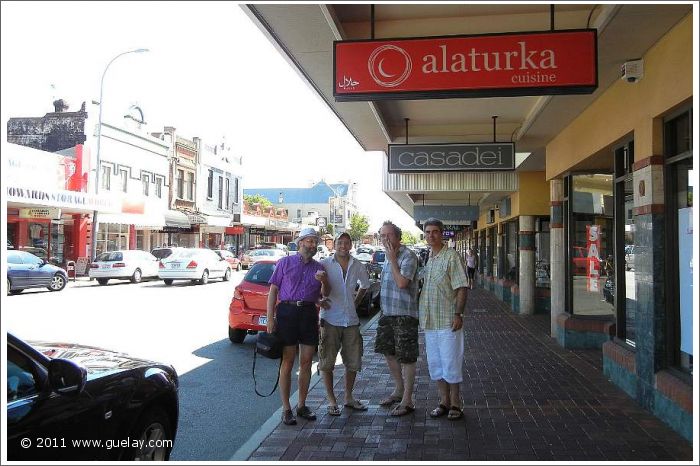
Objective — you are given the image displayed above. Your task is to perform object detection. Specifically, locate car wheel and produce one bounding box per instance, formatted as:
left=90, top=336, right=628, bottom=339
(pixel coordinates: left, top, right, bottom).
left=131, top=268, right=142, bottom=283
left=237, top=263, right=242, bottom=272
left=7, top=279, right=11, bottom=296
left=229, top=326, right=247, bottom=343
left=97, top=278, right=109, bottom=286
left=121, top=406, right=173, bottom=461
left=164, top=279, right=174, bottom=286
left=223, top=268, right=231, bottom=282
left=10, top=288, right=23, bottom=295
left=48, top=273, right=66, bottom=291
left=199, top=270, right=209, bottom=285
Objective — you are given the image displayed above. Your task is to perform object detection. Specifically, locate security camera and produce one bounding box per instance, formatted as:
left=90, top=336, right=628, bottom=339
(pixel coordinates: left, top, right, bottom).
left=621, top=59, right=643, bottom=83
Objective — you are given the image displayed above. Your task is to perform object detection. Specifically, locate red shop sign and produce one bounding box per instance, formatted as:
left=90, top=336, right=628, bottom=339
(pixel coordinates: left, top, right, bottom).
left=225, top=226, right=245, bottom=235
left=334, top=29, right=597, bottom=101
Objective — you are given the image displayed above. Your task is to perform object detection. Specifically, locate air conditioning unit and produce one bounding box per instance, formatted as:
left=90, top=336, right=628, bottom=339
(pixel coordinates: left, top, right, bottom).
left=621, top=59, right=643, bottom=83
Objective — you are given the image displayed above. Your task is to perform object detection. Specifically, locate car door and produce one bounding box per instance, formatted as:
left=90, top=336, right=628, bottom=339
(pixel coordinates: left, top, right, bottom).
left=212, top=250, right=227, bottom=277
left=7, top=344, right=106, bottom=461
left=7, top=251, right=31, bottom=288
left=22, top=252, right=50, bottom=288
left=143, top=251, right=160, bottom=277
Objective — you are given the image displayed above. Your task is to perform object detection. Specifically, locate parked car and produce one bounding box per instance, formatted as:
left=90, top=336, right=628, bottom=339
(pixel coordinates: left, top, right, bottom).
left=7, top=250, right=67, bottom=295
left=240, top=248, right=286, bottom=269
left=287, top=241, right=298, bottom=256
left=228, top=260, right=277, bottom=343
left=88, top=250, right=160, bottom=285
left=369, top=249, right=386, bottom=278
left=353, top=252, right=373, bottom=265
left=7, top=332, right=179, bottom=461
left=356, top=245, right=376, bottom=255
left=355, top=278, right=381, bottom=317
left=314, top=244, right=330, bottom=261
left=150, top=246, right=186, bottom=260
left=214, top=249, right=242, bottom=271
left=19, top=246, right=48, bottom=261
left=253, top=242, right=289, bottom=254
left=158, top=248, right=232, bottom=285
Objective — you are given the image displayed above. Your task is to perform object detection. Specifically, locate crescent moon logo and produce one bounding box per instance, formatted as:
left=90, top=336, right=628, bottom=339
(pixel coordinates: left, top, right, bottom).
left=368, top=45, right=412, bottom=88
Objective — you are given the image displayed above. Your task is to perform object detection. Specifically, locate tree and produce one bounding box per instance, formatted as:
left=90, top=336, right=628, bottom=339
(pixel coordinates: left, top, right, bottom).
left=243, top=194, right=272, bottom=209
left=347, top=213, right=369, bottom=243
left=401, top=231, right=418, bottom=245
left=325, top=224, right=335, bottom=235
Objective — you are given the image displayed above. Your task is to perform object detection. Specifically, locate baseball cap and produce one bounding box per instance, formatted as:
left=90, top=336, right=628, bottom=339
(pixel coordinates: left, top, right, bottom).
left=334, top=231, right=351, bottom=242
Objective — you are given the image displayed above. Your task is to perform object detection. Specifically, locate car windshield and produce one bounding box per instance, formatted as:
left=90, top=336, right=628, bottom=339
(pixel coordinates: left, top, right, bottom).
left=245, top=262, right=276, bottom=284
left=288, top=243, right=298, bottom=251
left=169, top=249, right=199, bottom=259
left=250, top=249, right=276, bottom=256
left=374, top=251, right=386, bottom=262
left=97, top=252, right=124, bottom=262
left=151, top=248, right=173, bottom=259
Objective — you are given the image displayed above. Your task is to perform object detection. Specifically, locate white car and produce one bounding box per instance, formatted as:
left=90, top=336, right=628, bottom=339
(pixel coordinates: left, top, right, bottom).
left=89, top=250, right=160, bottom=285
left=158, top=248, right=232, bottom=285
left=314, top=245, right=330, bottom=261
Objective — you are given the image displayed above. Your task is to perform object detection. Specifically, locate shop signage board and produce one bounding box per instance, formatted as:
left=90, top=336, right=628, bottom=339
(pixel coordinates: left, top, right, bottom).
left=7, top=186, right=122, bottom=213
left=225, top=226, right=245, bottom=235
left=414, top=205, right=479, bottom=223
left=249, top=227, right=267, bottom=235
left=19, top=208, right=62, bottom=219
left=388, top=143, right=514, bottom=172
left=334, top=29, right=597, bottom=101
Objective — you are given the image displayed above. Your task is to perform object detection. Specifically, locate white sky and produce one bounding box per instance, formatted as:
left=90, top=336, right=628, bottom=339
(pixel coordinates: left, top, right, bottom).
left=0, top=1, right=421, bottom=234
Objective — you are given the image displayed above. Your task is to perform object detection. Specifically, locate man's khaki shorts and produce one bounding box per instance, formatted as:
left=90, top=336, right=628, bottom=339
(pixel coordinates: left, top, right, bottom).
left=318, top=321, right=363, bottom=372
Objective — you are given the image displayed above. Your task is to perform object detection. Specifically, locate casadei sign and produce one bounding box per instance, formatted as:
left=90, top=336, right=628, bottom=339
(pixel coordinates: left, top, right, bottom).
left=334, top=29, right=597, bottom=101
left=388, top=143, right=515, bottom=172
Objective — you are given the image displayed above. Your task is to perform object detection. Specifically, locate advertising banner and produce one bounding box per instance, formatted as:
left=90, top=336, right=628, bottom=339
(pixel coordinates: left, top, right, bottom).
left=335, top=29, right=597, bottom=101
left=586, top=225, right=601, bottom=292
left=678, top=207, right=693, bottom=355
left=388, top=143, right=515, bottom=172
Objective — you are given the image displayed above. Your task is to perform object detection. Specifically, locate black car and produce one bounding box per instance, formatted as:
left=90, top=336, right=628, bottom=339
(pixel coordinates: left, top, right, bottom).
left=7, top=333, right=179, bottom=461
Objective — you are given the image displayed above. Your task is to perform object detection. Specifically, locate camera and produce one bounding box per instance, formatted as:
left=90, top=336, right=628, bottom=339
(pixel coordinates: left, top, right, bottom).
left=621, top=59, right=643, bottom=83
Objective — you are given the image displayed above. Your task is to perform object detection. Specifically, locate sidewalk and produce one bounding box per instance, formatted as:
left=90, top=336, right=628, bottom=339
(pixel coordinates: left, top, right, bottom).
left=245, top=289, right=693, bottom=461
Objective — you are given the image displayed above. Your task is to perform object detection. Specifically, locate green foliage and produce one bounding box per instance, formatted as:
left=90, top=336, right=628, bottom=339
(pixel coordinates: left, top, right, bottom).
left=325, top=224, right=335, bottom=235
left=243, top=194, right=272, bottom=209
left=401, top=231, right=418, bottom=245
left=347, top=213, right=369, bottom=241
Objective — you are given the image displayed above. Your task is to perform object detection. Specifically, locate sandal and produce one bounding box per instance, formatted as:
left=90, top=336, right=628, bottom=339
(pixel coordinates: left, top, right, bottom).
left=390, top=404, right=415, bottom=417
left=429, top=404, right=449, bottom=418
left=327, top=405, right=342, bottom=416
left=447, top=406, right=463, bottom=420
left=344, top=399, right=368, bottom=411
left=379, top=395, right=402, bottom=407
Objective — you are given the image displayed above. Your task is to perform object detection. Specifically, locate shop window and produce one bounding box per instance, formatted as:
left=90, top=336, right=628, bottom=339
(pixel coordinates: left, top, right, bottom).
left=535, top=218, right=550, bottom=288
left=505, top=220, right=518, bottom=283
left=225, top=177, right=230, bottom=210
left=566, top=173, right=614, bottom=317
left=96, top=223, right=129, bottom=256
left=489, top=227, right=497, bottom=277
left=136, top=230, right=144, bottom=250
left=234, top=178, right=240, bottom=204
left=664, top=108, right=693, bottom=374
left=177, top=169, right=184, bottom=199
left=187, top=172, right=194, bottom=201
left=218, top=175, right=224, bottom=209
left=207, top=169, right=214, bottom=199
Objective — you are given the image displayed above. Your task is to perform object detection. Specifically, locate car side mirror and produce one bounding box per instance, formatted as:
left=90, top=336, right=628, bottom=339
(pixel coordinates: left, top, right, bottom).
left=48, top=359, right=87, bottom=396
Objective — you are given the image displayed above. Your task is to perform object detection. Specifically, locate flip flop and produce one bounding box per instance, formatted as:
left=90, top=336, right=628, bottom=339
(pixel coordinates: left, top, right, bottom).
left=379, top=395, right=402, bottom=407
left=344, top=399, right=368, bottom=411
left=390, top=404, right=415, bottom=417
left=447, top=406, right=463, bottom=420
left=429, top=404, right=449, bottom=418
left=327, top=405, right=342, bottom=416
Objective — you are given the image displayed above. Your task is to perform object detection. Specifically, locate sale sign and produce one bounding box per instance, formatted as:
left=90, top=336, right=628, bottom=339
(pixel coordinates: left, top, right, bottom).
left=586, top=225, right=601, bottom=292
left=334, top=29, right=597, bottom=101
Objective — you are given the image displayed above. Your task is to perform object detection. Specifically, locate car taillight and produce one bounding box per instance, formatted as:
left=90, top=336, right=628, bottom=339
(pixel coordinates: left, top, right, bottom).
left=112, top=262, right=126, bottom=268
left=90, top=263, right=99, bottom=269
left=159, top=261, right=165, bottom=269
left=233, top=287, right=243, bottom=300
left=186, top=260, right=197, bottom=269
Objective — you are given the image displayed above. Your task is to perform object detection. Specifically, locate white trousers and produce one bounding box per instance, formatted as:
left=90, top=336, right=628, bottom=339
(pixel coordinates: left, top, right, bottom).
left=424, top=328, right=464, bottom=384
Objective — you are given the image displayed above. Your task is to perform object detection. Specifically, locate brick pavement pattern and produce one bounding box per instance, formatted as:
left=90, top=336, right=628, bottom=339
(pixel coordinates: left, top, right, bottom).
left=248, top=289, right=693, bottom=461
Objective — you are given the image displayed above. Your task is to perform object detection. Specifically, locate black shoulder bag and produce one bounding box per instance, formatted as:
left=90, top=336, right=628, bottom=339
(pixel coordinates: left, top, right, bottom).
left=253, top=331, right=282, bottom=397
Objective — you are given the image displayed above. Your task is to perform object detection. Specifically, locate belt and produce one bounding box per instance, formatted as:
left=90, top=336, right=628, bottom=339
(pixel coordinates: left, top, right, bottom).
left=280, top=300, right=316, bottom=307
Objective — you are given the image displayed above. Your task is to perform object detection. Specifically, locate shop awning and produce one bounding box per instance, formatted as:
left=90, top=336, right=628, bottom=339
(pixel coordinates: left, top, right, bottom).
left=207, top=215, right=233, bottom=227
left=164, top=210, right=191, bottom=228
left=98, top=211, right=165, bottom=228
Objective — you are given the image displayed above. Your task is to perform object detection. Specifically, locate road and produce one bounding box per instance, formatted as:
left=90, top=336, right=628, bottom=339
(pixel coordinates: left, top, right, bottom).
left=4, top=270, right=378, bottom=460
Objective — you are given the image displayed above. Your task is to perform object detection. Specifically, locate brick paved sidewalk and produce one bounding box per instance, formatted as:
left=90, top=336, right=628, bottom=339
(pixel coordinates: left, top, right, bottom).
left=247, top=289, right=693, bottom=461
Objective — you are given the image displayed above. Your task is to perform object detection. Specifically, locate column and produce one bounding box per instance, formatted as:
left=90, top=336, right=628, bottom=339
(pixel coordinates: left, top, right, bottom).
left=519, top=215, right=536, bottom=315
left=17, top=221, right=28, bottom=248
left=129, top=225, right=136, bottom=250
left=550, top=179, right=565, bottom=336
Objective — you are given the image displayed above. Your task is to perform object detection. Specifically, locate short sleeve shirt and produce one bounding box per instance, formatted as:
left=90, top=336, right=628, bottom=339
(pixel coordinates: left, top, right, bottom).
left=269, top=255, right=325, bottom=302
left=380, top=246, right=419, bottom=318
left=419, top=246, right=468, bottom=330
left=320, top=255, right=370, bottom=327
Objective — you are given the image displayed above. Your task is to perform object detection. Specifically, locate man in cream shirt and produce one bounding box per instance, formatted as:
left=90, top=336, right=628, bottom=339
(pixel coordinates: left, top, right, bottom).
left=319, top=232, right=370, bottom=415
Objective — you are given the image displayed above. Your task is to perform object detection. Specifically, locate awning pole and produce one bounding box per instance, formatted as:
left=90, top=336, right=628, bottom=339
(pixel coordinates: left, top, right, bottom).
left=550, top=4, right=555, bottom=31
left=492, top=116, right=498, bottom=143
left=405, top=118, right=410, bottom=144
left=371, top=5, right=375, bottom=39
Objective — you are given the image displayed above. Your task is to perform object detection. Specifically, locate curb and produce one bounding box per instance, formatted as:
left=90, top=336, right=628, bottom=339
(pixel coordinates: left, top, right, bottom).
left=230, top=310, right=381, bottom=461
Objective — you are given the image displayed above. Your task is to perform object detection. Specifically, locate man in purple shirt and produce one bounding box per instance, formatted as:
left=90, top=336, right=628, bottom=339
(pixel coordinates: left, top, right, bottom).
left=267, top=227, right=330, bottom=425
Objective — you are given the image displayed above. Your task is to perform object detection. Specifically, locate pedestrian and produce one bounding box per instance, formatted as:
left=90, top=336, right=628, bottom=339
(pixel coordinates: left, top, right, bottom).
left=420, top=218, right=469, bottom=421
left=319, top=231, right=371, bottom=416
left=267, top=227, right=331, bottom=426
left=466, top=247, right=478, bottom=289
left=375, top=220, right=420, bottom=417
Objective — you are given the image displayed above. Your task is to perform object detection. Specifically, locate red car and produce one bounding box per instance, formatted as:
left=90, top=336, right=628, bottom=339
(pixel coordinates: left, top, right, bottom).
left=228, top=260, right=277, bottom=343
left=215, top=249, right=242, bottom=272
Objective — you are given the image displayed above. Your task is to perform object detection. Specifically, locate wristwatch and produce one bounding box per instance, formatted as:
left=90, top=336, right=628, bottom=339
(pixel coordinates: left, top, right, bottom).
left=454, top=313, right=463, bottom=317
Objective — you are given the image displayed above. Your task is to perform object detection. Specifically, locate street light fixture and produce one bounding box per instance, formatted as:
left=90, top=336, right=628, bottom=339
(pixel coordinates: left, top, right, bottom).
left=90, top=48, right=149, bottom=260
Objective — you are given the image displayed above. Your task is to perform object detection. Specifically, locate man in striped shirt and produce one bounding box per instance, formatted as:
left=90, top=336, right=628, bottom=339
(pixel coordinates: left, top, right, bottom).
left=419, top=218, right=469, bottom=421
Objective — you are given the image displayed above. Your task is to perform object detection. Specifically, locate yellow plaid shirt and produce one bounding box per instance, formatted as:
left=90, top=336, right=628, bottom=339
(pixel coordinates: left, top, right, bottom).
left=419, top=246, right=469, bottom=330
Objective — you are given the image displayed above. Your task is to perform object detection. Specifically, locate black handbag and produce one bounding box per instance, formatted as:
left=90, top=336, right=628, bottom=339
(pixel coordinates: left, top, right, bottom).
left=252, top=331, right=283, bottom=397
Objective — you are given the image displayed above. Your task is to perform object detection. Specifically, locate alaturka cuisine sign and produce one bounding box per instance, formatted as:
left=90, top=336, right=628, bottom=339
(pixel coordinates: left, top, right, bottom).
left=334, top=29, right=597, bottom=101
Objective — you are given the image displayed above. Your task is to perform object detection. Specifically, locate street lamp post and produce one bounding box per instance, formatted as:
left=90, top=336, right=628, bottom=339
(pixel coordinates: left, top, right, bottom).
left=90, top=48, right=149, bottom=261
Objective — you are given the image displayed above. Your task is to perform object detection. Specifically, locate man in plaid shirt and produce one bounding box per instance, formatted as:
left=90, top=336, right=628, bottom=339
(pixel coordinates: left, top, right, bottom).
left=419, top=218, right=469, bottom=420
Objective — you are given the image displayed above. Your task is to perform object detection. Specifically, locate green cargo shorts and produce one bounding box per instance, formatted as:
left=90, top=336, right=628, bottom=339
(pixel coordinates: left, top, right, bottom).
left=374, top=315, right=419, bottom=364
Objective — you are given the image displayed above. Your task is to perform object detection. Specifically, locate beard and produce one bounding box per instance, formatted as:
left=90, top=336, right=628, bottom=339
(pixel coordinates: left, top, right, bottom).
left=299, top=245, right=316, bottom=259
